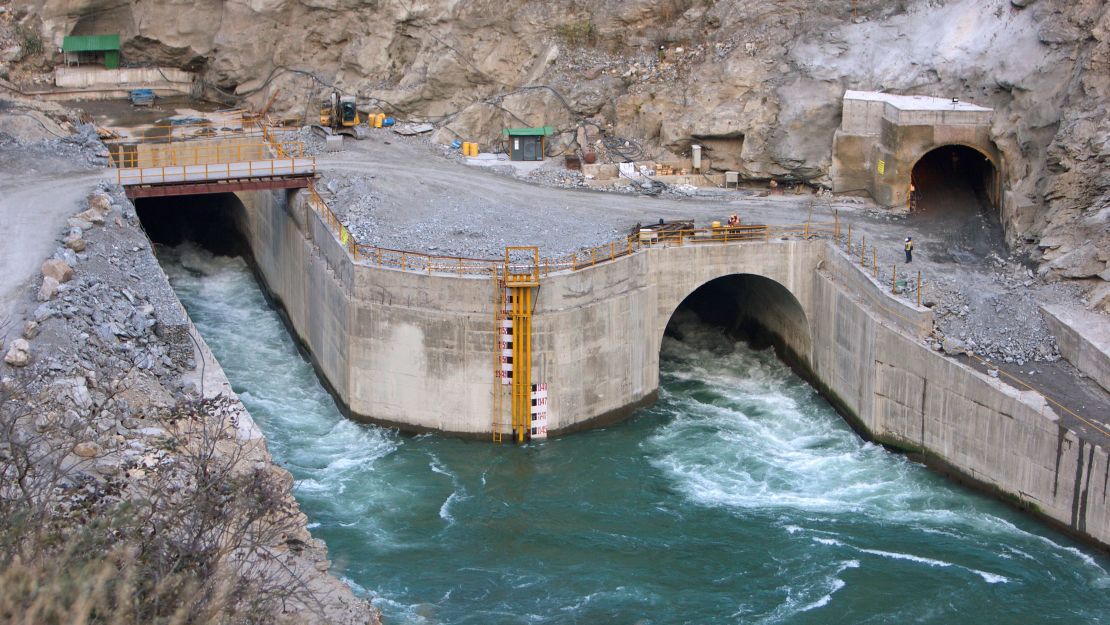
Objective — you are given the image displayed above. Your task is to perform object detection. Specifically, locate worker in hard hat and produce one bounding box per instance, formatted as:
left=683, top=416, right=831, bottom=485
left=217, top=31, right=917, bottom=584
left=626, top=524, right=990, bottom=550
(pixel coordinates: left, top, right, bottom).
left=904, top=237, right=914, bottom=263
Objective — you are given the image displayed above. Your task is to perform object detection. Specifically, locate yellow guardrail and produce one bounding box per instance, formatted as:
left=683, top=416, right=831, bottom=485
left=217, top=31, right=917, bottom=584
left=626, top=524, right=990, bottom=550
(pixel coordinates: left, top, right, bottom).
left=114, top=156, right=317, bottom=186
left=108, top=141, right=306, bottom=169
left=305, top=179, right=838, bottom=277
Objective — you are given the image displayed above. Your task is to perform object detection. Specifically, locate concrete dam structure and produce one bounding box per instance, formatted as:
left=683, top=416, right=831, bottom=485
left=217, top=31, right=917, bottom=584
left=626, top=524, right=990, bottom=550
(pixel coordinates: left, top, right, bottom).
left=215, top=184, right=1109, bottom=549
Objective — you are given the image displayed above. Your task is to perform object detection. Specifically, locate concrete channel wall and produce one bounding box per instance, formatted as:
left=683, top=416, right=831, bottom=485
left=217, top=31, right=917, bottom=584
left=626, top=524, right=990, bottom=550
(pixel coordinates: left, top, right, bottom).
left=232, top=188, right=1108, bottom=548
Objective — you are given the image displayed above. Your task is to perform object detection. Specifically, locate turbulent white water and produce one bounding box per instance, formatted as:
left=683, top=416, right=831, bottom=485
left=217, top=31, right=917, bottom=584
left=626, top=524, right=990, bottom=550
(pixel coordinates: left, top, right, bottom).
left=163, top=245, right=1110, bottom=625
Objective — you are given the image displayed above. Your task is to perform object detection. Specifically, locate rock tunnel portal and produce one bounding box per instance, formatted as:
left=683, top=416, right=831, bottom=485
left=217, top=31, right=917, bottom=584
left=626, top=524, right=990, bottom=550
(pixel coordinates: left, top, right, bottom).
left=911, top=145, right=999, bottom=217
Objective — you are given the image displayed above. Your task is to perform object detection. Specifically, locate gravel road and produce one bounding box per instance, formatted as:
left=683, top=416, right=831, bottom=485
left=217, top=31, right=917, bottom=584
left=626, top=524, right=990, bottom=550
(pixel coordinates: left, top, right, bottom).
left=0, top=141, right=105, bottom=339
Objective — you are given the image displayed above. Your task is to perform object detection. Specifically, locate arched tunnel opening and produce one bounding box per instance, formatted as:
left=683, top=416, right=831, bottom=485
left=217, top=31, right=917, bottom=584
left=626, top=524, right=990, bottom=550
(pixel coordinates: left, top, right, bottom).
left=665, top=274, right=812, bottom=372
left=912, top=145, right=996, bottom=214
left=134, top=193, right=247, bottom=255
left=910, top=145, right=1006, bottom=259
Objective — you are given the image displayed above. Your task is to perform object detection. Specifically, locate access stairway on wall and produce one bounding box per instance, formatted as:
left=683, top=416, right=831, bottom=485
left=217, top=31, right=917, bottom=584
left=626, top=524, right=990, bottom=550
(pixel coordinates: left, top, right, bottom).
left=492, top=247, right=546, bottom=443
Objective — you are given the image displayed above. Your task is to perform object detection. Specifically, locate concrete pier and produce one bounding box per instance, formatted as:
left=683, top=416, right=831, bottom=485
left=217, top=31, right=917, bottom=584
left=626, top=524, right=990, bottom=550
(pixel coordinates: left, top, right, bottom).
left=231, top=187, right=1108, bottom=549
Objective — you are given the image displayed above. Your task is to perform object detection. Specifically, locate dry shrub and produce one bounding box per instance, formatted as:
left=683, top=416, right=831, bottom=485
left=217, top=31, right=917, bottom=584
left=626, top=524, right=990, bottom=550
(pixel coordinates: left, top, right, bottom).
left=0, top=375, right=315, bottom=624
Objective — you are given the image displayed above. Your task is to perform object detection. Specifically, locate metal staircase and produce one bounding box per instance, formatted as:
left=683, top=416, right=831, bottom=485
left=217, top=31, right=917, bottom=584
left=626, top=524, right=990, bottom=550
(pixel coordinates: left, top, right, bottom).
left=491, top=247, right=542, bottom=443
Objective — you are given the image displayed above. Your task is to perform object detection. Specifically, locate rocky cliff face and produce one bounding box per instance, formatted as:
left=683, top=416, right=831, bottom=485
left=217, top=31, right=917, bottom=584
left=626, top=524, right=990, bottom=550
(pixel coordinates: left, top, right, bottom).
left=11, top=0, right=1110, bottom=295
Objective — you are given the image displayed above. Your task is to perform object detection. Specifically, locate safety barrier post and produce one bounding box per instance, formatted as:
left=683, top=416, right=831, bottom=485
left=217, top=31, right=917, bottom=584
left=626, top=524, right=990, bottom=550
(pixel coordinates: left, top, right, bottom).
left=860, top=237, right=866, bottom=266
left=847, top=223, right=852, bottom=254
left=872, top=248, right=877, bottom=277
left=611, top=241, right=615, bottom=260
left=591, top=249, right=596, bottom=266
left=891, top=265, right=897, bottom=294
left=377, top=248, right=382, bottom=266
left=572, top=252, right=577, bottom=270
left=804, top=221, right=810, bottom=239
left=917, top=270, right=922, bottom=307
left=834, top=210, right=840, bottom=239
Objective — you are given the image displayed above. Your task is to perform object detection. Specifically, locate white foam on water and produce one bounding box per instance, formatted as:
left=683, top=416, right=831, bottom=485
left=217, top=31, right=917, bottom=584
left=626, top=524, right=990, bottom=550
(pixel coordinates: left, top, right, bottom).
left=858, top=547, right=952, bottom=568
left=799, top=577, right=845, bottom=612
left=439, top=491, right=460, bottom=524
left=856, top=547, right=1009, bottom=584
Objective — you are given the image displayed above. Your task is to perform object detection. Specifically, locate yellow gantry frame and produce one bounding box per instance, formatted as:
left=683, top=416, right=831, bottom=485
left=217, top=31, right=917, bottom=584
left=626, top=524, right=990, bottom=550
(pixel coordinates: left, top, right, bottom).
left=500, top=247, right=539, bottom=443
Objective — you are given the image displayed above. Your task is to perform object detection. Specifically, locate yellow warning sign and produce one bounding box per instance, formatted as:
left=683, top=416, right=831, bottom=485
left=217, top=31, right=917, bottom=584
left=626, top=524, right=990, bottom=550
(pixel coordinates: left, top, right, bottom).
left=340, top=226, right=349, bottom=245
left=877, top=160, right=885, bottom=175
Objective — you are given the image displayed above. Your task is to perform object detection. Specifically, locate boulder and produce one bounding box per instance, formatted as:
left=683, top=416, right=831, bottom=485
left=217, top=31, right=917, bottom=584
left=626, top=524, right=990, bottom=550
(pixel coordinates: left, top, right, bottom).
left=75, top=208, right=106, bottom=225
left=942, top=337, right=969, bottom=356
left=37, top=276, right=59, bottom=301
left=87, top=193, right=112, bottom=213
left=22, top=321, right=39, bottom=339
left=67, top=217, right=93, bottom=231
left=72, top=441, right=99, bottom=458
left=4, top=339, right=31, bottom=367
left=64, top=231, right=86, bottom=252
left=41, top=258, right=74, bottom=283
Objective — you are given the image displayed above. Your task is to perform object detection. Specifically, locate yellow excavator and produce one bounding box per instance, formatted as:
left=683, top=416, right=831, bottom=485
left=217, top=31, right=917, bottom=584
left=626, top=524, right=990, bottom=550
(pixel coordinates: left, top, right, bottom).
left=316, top=91, right=367, bottom=139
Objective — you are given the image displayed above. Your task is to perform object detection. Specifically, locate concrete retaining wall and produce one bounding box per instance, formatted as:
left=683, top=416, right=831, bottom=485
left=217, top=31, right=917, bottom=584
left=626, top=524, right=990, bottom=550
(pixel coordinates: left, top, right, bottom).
left=232, top=188, right=1108, bottom=548
left=812, top=268, right=1109, bottom=546
left=1042, top=304, right=1110, bottom=394
left=54, top=66, right=194, bottom=90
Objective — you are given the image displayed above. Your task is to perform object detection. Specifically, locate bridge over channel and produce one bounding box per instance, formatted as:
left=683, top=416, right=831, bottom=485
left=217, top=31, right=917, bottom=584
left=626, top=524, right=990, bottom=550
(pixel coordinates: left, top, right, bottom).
left=109, top=125, right=316, bottom=199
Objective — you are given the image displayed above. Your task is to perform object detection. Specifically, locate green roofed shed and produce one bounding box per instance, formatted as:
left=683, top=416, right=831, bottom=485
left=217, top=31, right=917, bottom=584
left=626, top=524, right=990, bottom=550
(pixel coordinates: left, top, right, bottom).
left=502, top=126, right=553, bottom=161
left=502, top=126, right=554, bottom=137
left=62, top=34, right=121, bottom=69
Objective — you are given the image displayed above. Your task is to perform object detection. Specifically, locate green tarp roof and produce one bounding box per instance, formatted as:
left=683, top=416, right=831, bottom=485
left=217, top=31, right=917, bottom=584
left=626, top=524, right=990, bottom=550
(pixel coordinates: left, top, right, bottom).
left=503, top=126, right=553, bottom=136
left=63, top=34, right=121, bottom=52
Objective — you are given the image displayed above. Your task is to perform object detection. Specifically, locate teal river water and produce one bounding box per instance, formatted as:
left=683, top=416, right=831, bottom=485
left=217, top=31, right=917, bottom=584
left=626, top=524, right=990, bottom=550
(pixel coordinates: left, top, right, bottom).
left=161, top=245, right=1110, bottom=625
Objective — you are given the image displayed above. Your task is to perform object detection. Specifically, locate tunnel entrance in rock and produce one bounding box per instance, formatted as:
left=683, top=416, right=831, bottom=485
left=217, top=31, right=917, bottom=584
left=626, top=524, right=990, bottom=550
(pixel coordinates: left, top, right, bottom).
left=911, top=145, right=997, bottom=216
left=135, top=193, right=247, bottom=256
left=664, top=274, right=811, bottom=369
left=909, top=145, right=1007, bottom=260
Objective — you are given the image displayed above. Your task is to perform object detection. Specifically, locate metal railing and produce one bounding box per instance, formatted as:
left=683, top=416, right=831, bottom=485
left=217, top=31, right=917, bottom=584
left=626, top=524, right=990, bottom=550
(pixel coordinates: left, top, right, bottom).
left=833, top=217, right=1105, bottom=434
left=305, top=179, right=837, bottom=277
left=109, top=140, right=306, bottom=169
left=115, top=156, right=316, bottom=186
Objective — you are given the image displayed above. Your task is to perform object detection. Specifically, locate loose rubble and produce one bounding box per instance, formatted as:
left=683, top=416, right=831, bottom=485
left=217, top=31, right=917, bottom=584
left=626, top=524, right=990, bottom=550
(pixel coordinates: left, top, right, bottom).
left=1, top=183, right=377, bottom=625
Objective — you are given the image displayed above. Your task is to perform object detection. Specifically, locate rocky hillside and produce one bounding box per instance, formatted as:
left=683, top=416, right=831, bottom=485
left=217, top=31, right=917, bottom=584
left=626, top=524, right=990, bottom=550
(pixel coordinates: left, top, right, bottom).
left=9, top=0, right=1109, bottom=297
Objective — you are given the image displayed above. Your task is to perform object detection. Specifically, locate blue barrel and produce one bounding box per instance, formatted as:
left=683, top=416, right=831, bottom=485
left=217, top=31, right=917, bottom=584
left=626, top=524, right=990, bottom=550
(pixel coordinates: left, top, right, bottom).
left=383, top=117, right=395, bottom=127
left=451, top=139, right=462, bottom=149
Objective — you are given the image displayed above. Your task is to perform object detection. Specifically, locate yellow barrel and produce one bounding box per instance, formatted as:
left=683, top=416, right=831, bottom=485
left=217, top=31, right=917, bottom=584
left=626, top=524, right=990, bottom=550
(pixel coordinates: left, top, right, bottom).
left=463, top=142, right=471, bottom=156
left=373, top=113, right=384, bottom=128
left=712, top=221, right=721, bottom=228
